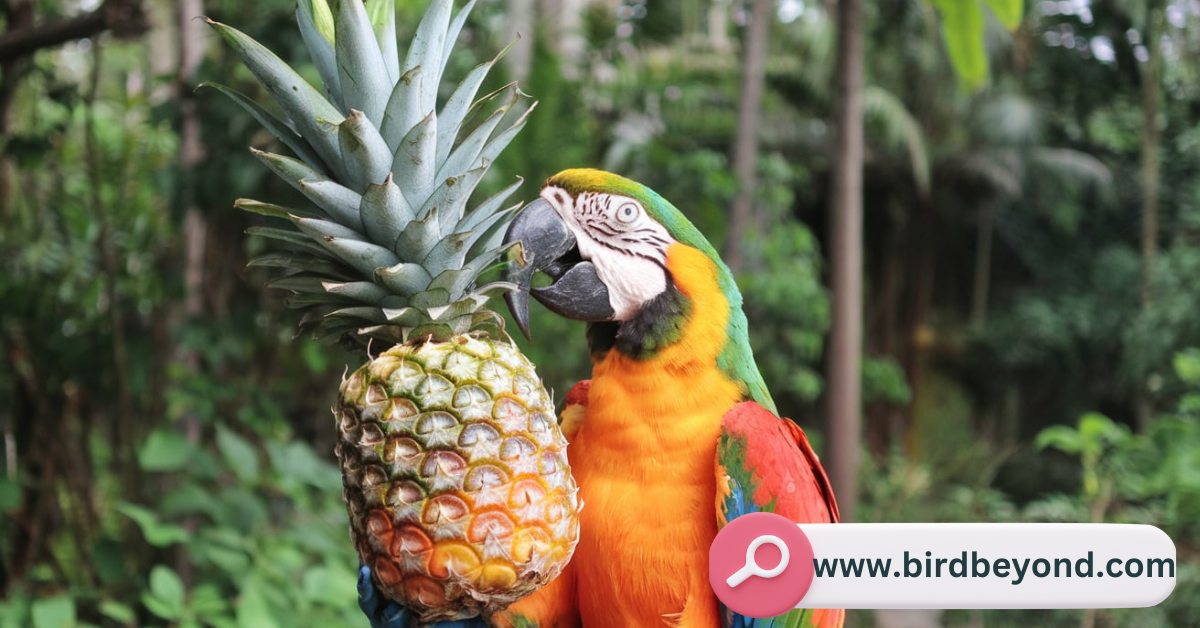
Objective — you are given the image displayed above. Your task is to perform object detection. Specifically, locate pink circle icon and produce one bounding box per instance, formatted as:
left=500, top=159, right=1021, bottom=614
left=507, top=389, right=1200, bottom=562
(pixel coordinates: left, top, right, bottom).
left=709, top=511, right=815, bottom=618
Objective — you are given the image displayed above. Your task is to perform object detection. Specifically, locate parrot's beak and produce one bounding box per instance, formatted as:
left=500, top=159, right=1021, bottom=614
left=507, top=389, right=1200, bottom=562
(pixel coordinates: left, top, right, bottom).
left=503, top=198, right=615, bottom=340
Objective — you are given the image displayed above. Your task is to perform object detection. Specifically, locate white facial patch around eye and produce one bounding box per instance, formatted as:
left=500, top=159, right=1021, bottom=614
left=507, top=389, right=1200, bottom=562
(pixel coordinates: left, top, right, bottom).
left=615, top=202, right=639, bottom=224
left=540, top=187, right=678, bottom=321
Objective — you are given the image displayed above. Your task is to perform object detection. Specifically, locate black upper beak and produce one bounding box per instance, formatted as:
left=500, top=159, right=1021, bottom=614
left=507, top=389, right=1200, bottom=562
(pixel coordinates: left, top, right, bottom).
left=503, top=198, right=615, bottom=340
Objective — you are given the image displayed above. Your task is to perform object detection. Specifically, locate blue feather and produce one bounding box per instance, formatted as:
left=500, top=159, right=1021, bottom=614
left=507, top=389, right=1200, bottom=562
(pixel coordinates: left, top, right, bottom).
left=720, top=477, right=820, bottom=628
left=720, top=476, right=764, bottom=628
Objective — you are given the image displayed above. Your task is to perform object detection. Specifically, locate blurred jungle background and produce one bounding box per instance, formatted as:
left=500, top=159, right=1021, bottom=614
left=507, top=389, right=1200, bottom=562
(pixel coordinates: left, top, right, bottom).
left=1, top=0, right=1199, bottom=626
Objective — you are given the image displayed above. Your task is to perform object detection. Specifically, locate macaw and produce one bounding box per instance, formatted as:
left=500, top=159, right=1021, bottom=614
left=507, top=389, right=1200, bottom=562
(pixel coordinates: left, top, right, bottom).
left=357, top=169, right=842, bottom=628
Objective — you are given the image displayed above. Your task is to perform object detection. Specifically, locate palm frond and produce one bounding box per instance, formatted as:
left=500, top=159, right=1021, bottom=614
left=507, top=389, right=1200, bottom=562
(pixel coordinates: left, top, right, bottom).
left=1028, top=148, right=1113, bottom=190
left=953, top=148, right=1023, bottom=198
left=864, top=85, right=932, bottom=197
left=973, top=92, right=1043, bottom=147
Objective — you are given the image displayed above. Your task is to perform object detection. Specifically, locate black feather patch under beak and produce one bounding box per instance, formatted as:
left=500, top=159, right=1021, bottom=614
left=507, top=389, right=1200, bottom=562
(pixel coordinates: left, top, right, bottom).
left=503, top=198, right=615, bottom=339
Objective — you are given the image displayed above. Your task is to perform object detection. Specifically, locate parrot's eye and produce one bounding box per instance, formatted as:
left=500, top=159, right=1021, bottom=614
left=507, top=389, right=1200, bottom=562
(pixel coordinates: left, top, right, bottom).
left=616, top=203, right=639, bottom=224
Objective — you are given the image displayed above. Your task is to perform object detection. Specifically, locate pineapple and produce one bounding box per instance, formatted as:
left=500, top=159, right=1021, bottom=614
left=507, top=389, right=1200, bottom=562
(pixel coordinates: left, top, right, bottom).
left=206, top=0, right=579, bottom=621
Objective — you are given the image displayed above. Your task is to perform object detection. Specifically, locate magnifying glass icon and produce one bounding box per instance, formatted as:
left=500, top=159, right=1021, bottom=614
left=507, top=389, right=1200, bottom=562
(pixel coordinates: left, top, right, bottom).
left=726, top=534, right=790, bottom=587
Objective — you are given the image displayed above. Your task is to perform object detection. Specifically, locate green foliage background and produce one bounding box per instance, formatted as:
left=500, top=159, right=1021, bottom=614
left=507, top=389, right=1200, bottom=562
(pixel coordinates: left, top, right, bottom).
left=0, top=1, right=1198, bottom=627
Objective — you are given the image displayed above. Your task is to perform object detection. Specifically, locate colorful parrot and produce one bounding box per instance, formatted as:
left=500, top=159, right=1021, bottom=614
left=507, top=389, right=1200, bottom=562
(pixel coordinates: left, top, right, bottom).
left=357, top=169, right=842, bottom=628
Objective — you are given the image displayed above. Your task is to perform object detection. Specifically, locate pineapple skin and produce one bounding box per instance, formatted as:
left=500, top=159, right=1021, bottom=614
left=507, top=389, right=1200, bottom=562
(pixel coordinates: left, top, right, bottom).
left=336, top=333, right=580, bottom=622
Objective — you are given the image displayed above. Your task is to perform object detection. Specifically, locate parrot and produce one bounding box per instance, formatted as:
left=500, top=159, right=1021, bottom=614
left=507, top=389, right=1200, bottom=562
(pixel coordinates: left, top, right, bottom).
left=357, top=169, right=843, bottom=628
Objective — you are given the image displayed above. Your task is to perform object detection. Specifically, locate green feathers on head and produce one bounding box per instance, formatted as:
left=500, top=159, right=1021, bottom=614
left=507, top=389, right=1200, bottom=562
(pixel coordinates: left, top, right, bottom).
left=548, top=169, right=719, bottom=262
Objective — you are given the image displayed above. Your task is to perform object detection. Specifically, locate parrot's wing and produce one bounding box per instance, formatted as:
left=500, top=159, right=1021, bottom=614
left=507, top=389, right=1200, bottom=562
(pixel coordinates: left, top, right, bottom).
left=715, top=401, right=838, bottom=526
left=558, top=380, right=590, bottom=441
left=715, top=401, right=844, bottom=628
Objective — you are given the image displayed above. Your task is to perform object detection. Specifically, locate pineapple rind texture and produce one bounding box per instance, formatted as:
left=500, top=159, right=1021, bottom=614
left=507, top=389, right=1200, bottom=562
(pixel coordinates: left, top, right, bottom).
left=337, top=336, right=580, bottom=622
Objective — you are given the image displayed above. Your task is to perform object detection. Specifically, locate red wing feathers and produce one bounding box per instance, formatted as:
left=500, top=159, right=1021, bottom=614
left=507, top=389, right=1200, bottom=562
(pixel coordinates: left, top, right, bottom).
left=719, top=401, right=839, bottom=524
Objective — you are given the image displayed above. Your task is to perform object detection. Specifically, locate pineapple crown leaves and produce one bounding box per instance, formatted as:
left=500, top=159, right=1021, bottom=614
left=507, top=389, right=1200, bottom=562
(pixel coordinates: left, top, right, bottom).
left=204, top=0, right=534, bottom=345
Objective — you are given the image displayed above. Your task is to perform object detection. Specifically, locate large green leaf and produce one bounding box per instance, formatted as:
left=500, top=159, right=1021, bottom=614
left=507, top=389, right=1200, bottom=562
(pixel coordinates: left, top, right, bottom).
left=302, top=564, right=358, bottom=605
left=0, top=476, right=20, bottom=511
left=1077, top=412, right=1128, bottom=450
left=864, top=86, right=930, bottom=197
left=1035, top=425, right=1084, bottom=454
left=931, top=0, right=988, bottom=90
left=216, top=424, right=260, bottom=484
left=116, top=503, right=192, bottom=547
left=98, top=601, right=135, bottom=625
left=267, top=441, right=342, bottom=490
left=138, top=428, right=195, bottom=472
left=189, top=585, right=231, bottom=625
left=31, top=596, right=74, bottom=628
left=983, top=0, right=1024, bottom=30
left=143, top=565, right=186, bottom=621
left=1173, top=349, right=1200, bottom=385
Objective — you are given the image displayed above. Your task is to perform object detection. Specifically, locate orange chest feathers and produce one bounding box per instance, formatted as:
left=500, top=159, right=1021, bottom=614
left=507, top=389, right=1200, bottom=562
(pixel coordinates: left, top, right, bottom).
left=567, top=244, right=743, bottom=627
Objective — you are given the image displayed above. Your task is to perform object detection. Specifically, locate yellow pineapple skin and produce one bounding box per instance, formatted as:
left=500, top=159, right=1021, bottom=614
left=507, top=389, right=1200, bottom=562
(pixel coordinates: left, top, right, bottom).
left=336, top=334, right=580, bottom=622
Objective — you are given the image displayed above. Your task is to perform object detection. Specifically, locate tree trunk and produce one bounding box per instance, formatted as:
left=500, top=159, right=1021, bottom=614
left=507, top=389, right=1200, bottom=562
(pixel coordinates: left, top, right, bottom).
left=724, top=0, right=771, bottom=273
left=0, top=0, right=34, bottom=219
left=176, top=0, right=207, bottom=341
left=707, top=0, right=732, bottom=53
left=81, top=38, right=143, bottom=506
left=175, top=0, right=207, bottom=375
left=0, top=0, right=147, bottom=64
left=538, top=0, right=585, bottom=70
left=826, top=0, right=865, bottom=523
left=506, top=0, right=535, bottom=83
left=903, top=201, right=935, bottom=460
left=1136, top=2, right=1163, bottom=431
left=970, top=202, right=995, bottom=329
left=174, top=0, right=207, bottom=589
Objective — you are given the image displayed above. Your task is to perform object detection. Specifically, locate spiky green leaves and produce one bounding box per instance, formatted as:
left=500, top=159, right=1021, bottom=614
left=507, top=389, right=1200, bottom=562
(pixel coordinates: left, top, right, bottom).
left=335, top=0, right=390, bottom=122
left=209, top=0, right=532, bottom=344
left=338, top=110, right=392, bottom=193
